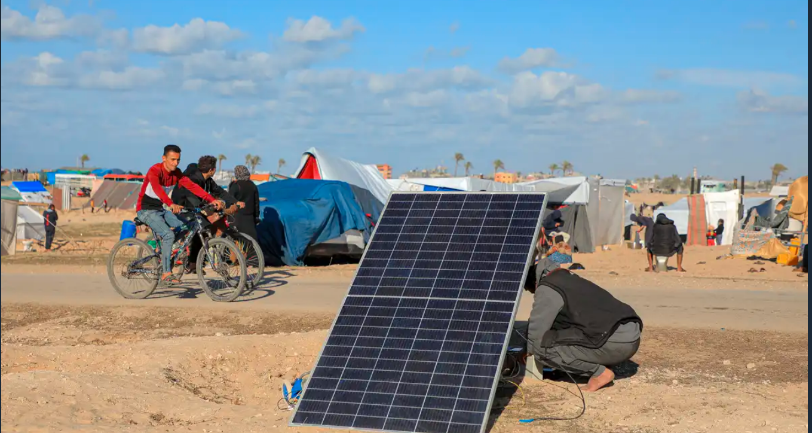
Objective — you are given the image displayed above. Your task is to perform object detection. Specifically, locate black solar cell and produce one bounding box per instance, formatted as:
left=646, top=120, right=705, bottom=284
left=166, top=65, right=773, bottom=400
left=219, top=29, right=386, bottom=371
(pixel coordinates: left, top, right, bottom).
left=291, top=192, right=547, bottom=433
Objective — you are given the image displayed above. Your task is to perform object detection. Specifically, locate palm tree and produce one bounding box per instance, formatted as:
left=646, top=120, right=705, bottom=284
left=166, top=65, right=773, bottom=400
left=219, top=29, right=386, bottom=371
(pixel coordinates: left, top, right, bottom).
left=249, top=155, right=262, bottom=173
left=217, top=154, right=227, bottom=174
left=80, top=154, right=90, bottom=168
left=277, top=158, right=286, bottom=175
left=516, top=171, right=522, bottom=180
left=245, top=154, right=253, bottom=166
left=493, top=159, right=505, bottom=179
left=549, top=163, right=560, bottom=176
left=770, top=163, right=789, bottom=185
left=454, top=153, right=465, bottom=177
left=562, top=161, right=573, bottom=176
left=464, top=161, right=473, bottom=176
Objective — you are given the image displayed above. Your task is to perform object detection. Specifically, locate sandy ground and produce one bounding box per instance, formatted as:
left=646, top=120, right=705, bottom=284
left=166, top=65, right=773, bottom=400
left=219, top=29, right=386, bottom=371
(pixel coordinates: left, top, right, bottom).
left=1, top=264, right=809, bottom=433
left=2, top=207, right=808, bottom=433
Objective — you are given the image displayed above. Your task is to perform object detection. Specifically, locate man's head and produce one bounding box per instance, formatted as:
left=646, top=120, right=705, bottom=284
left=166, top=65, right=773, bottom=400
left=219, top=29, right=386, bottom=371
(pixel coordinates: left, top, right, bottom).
left=49, top=204, right=55, bottom=210
left=162, top=144, right=182, bottom=172
left=718, top=219, right=724, bottom=226
left=198, top=155, right=217, bottom=179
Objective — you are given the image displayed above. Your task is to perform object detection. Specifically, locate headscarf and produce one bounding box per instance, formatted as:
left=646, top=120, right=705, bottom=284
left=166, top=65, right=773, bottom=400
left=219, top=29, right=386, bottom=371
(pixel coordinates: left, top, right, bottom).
left=234, top=165, right=251, bottom=182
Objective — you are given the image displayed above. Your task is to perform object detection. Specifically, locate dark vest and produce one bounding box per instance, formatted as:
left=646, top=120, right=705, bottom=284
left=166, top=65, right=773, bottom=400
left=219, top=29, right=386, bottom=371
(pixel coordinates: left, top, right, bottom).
left=539, top=269, right=643, bottom=349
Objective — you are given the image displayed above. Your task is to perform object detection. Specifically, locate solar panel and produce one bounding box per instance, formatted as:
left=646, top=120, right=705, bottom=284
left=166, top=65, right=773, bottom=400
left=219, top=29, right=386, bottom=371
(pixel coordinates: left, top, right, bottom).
left=291, top=192, right=548, bottom=433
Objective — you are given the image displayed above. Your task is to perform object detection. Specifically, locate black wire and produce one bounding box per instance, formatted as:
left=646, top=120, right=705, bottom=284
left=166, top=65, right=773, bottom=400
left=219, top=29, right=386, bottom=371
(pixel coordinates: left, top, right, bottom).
left=512, top=329, right=587, bottom=422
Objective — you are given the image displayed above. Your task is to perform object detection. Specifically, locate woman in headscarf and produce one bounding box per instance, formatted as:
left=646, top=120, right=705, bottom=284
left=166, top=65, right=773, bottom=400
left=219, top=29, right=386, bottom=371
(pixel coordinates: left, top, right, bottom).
left=227, top=165, right=260, bottom=241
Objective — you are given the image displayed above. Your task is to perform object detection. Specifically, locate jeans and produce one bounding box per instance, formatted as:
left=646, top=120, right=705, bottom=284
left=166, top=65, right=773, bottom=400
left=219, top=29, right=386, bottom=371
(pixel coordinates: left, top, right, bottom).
left=137, top=209, right=187, bottom=274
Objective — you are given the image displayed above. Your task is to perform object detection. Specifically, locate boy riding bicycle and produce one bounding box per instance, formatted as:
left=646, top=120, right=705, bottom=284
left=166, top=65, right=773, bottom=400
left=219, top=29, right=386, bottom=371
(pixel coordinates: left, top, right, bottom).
left=136, top=145, right=224, bottom=283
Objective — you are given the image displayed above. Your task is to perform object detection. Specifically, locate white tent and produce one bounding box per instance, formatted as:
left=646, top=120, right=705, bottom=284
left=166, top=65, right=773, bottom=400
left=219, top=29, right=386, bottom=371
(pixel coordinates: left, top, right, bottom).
left=654, top=199, right=690, bottom=235
left=293, top=147, right=393, bottom=206
left=396, top=177, right=535, bottom=193
left=1, top=200, right=18, bottom=256
left=16, top=205, right=46, bottom=241
left=518, top=176, right=591, bottom=204
left=770, top=186, right=790, bottom=197
left=704, top=190, right=740, bottom=245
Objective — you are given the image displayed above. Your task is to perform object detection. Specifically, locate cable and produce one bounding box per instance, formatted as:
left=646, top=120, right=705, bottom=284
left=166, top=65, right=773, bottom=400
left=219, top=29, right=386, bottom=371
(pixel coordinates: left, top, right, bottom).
left=512, top=329, right=587, bottom=423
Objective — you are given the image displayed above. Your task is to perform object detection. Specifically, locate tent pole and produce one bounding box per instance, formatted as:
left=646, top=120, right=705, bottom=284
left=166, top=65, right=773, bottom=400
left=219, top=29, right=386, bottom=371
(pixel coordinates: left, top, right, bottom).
left=739, top=176, right=745, bottom=221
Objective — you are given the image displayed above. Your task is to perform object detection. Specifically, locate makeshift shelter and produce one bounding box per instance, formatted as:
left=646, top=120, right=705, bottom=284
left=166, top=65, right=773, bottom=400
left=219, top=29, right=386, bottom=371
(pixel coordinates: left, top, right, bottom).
left=88, top=180, right=141, bottom=210
left=91, top=168, right=125, bottom=177
left=11, top=181, right=52, bottom=204
left=255, top=179, right=372, bottom=266
left=1, top=200, right=18, bottom=256
left=770, top=186, right=790, bottom=197
left=703, top=190, right=740, bottom=245
left=654, top=199, right=691, bottom=235
left=15, top=205, right=46, bottom=241
left=519, top=176, right=591, bottom=204
left=293, top=148, right=393, bottom=221
left=1, top=186, right=22, bottom=202
left=395, top=177, right=534, bottom=193
left=787, top=176, right=808, bottom=223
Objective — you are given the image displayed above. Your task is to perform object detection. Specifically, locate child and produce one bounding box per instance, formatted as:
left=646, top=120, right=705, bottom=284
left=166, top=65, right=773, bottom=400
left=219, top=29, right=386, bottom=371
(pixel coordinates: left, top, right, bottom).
left=714, top=219, right=725, bottom=245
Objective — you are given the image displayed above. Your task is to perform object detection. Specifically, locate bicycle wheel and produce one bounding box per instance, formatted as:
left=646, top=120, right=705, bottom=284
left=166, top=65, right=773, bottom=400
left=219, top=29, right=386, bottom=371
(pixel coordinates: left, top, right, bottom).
left=107, top=238, right=160, bottom=299
left=233, top=233, right=265, bottom=293
left=196, top=237, right=246, bottom=302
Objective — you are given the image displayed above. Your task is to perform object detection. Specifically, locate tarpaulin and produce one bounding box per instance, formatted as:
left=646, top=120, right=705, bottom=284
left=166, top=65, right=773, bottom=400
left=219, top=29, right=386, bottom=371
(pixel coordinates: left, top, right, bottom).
left=255, top=179, right=371, bottom=266
left=1, top=200, right=18, bottom=256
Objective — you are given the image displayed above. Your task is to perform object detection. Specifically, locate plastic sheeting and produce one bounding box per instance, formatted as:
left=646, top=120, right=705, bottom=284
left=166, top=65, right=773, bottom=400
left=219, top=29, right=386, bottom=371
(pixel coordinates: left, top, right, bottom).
left=1, top=187, right=22, bottom=202
left=594, top=185, right=625, bottom=246
left=16, top=205, right=46, bottom=241
left=255, top=179, right=372, bottom=266
left=1, top=200, right=18, bottom=256
left=397, top=177, right=535, bottom=193
left=559, top=205, right=594, bottom=253
left=704, top=190, right=740, bottom=246
left=293, top=148, right=393, bottom=208
left=655, top=199, right=690, bottom=235
left=788, top=176, right=808, bottom=222
left=518, top=176, right=590, bottom=204
left=624, top=201, right=635, bottom=226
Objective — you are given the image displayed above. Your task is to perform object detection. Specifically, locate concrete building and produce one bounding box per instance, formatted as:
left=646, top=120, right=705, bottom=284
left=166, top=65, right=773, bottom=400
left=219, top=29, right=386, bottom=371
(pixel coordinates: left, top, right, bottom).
left=494, top=172, right=518, bottom=184
left=376, top=164, right=392, bottom=180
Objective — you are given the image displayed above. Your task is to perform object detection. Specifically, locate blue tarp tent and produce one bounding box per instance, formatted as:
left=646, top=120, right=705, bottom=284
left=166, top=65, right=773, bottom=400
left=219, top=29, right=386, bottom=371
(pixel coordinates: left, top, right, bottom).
left=11, top=181, right=47, bottom=193
left=256, top=179, right=372, bottom=266
left=91, top=168, right=125, bottom=177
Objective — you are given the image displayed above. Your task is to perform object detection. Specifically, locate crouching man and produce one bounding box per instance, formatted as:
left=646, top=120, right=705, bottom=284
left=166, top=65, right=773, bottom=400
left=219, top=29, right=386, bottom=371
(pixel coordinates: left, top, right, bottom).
left=527, top=261, right=643, bottom=392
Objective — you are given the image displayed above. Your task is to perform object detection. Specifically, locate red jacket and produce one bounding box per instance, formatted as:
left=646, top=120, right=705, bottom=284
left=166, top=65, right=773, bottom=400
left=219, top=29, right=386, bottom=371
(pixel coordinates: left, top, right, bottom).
left=137, top=163, right=215, bottom=211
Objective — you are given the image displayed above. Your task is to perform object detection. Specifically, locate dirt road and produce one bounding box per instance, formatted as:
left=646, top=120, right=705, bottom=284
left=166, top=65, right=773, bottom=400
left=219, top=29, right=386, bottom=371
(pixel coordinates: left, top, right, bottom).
left=1, top=271, right=808, bottom=332
left=1, top=269, right=809, bottom=433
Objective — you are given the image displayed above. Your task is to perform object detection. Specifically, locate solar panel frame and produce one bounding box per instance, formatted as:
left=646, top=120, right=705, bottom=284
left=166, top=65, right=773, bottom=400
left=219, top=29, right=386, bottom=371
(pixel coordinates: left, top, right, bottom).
left=290, top=191, right=548, bottom=433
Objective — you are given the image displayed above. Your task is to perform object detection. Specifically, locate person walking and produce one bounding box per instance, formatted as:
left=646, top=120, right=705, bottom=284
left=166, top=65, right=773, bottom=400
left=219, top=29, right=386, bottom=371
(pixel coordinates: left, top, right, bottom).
left=43, top=204, right=58, bottom=252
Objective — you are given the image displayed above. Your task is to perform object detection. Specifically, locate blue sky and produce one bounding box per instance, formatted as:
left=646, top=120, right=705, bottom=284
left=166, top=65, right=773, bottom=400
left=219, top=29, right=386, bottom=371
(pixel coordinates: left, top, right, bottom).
left=1, top=0, right=808, bottom=180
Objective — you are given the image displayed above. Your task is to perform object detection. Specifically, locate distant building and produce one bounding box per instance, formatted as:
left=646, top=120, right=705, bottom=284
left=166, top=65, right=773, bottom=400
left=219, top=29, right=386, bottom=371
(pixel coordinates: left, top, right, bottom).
left=494, top=172, right=518, bottom=184
left=376, top=164, right=392, bottom=180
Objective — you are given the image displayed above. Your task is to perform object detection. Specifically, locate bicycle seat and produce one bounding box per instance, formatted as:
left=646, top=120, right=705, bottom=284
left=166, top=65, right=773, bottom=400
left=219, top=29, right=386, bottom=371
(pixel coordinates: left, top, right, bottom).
left=133, top=217, right=146, bottom=227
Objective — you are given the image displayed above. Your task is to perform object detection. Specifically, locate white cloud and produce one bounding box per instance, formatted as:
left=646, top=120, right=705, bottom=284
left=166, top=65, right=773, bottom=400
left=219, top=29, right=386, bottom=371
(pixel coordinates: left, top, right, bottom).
left=283, top=16, right=364, bottom=43
left=195, top=103, right=262, bottom=118
left=509, top=71, right=607, bottom=108
left=656, top=68, right=802, bottom=89
left=401, top=90, right=449, bottom=108
left=1, top=5, right=101, bottom=41
left=737, top=89, right=808, bottom=114
left=132, top=18, right=243, bottom=55
left=368, top=66, right=493, bottom=94
left=620, top=89, right=682, bottom=104
left=81, top=67, right=165, bottom=90
left=449, top=22, right=460, bottom=34
left=293, top=69, right=365, bottom=88
left=75, top=50, right=129, bottom=70
left=498, top=48, right=563, bottom=74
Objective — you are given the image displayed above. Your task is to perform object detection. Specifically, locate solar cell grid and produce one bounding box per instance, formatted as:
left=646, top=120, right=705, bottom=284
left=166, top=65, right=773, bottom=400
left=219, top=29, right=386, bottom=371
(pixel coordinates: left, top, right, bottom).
left=292, top=192, right=547, bottom=433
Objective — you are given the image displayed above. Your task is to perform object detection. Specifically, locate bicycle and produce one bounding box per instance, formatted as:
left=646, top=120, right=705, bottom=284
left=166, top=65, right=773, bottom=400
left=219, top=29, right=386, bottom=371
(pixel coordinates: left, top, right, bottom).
left=222, top=222, right=265, bottom=294
left=107, top=203, right=248, bottom=302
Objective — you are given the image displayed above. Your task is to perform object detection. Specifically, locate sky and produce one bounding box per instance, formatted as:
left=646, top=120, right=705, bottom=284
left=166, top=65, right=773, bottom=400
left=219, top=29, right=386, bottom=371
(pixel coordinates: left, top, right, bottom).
left=0, top=0, right=808, bottom=180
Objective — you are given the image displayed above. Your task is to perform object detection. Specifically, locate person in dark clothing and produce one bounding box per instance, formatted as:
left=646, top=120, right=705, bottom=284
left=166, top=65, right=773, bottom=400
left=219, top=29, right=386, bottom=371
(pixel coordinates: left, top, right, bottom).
left=42, top=204, right=58, bottom=251
left=527, top=261, right=643, bottom=392
left=170, top=156, right=242, bottom=272
left=649, top=213, right=686, bottom=272
left=630, top=213, right=656, bottom=271
left=714, top=219, right=725, bottom=246
left=227, top=165, right=260, bottom=241
left=543, top=209, right=564, bottom=234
